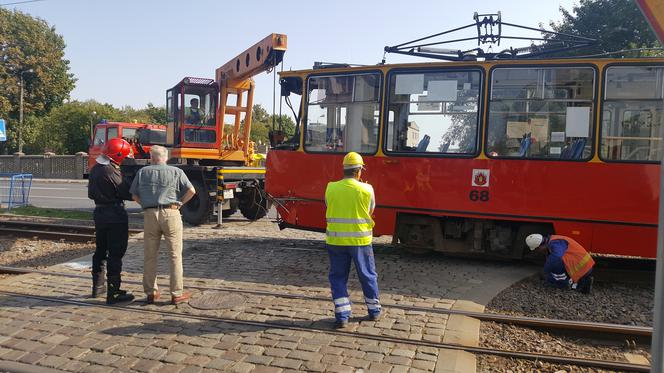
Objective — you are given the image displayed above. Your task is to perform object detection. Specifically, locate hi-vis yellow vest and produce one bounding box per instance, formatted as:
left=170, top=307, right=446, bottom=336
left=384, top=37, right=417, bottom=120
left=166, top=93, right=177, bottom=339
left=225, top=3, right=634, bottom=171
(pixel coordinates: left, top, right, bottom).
left=325, top=178, right=375, bottom=246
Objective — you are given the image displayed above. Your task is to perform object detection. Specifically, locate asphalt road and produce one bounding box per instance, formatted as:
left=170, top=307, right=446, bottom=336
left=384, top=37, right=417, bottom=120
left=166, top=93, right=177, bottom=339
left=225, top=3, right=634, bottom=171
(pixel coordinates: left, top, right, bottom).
left=2, top=179, right=278, bottom=219
left=2, top=179, right=141, bottom=212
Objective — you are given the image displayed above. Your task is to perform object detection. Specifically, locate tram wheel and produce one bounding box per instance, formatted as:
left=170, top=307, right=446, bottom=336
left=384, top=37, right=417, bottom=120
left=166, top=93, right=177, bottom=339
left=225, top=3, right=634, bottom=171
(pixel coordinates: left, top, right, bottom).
left=401, top=245, right=433, bottom=255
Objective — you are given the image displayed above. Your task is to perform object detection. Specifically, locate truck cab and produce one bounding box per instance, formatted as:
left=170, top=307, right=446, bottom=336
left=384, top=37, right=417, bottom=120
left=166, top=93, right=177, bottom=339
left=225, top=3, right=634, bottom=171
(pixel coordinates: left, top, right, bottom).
left=166, top=77, right=218, bottom=149
left=87, top=121, right=166, bottom=174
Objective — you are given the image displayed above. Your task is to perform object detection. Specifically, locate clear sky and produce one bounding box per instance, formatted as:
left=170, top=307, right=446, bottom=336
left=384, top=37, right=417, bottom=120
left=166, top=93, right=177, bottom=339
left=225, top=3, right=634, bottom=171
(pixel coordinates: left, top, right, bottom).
left=6, top=0, right=579, bottom=114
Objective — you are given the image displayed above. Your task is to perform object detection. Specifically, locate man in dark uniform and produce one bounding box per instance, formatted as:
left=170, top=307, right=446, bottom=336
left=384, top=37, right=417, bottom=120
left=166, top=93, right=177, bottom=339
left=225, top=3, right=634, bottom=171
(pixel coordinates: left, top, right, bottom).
left=88, top=138, right=135, bottom=304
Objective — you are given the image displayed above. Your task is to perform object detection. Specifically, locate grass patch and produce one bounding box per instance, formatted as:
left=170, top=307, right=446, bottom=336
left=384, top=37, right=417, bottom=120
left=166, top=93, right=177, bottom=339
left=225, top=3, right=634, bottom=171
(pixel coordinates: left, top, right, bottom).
left=6, top=205, right=92, bottom=220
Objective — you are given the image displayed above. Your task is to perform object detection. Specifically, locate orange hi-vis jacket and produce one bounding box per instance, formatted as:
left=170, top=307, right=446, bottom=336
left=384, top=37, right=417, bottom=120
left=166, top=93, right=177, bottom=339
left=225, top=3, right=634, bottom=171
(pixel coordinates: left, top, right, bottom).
left=551, top=235, right=595, bottom=282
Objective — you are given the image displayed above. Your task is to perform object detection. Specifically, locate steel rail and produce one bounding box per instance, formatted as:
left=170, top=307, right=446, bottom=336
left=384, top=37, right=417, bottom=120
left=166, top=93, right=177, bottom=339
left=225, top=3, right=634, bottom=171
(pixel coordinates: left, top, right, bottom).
left=0, top=220, right=143, bottom=234
left=0, top=221, right=143, bottom=241
left=0, top=227, right=95, bottom=242
left=0, top=290, right=649, bottom=372
left=0, top=265, right=651, bottom=339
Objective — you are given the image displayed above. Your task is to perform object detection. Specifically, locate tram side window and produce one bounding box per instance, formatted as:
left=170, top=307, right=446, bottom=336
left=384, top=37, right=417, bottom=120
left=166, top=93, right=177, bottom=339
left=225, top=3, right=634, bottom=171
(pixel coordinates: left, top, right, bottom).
left=486, top=67, right=595, bottom=159
left=601, top=66, right=664, bottom=162
left=385, top=70, right=481, bottom=154
left=304, top=73, right=381, bottom=153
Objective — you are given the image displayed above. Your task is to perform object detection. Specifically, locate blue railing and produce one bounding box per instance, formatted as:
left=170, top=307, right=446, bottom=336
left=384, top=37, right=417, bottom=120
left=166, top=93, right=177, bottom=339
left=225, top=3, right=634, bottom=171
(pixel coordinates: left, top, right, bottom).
left=0, top=173, right=33, bottom=210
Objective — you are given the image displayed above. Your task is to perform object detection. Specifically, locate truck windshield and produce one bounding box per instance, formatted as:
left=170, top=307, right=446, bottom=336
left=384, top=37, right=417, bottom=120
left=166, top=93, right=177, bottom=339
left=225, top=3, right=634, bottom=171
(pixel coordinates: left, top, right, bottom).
left=184, top=89, right=216, bottom=126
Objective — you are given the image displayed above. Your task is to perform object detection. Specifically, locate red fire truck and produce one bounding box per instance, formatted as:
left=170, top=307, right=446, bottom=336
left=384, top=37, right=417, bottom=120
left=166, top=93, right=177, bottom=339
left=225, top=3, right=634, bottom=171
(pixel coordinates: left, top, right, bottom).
left=87, top=121, right=166, bottom=175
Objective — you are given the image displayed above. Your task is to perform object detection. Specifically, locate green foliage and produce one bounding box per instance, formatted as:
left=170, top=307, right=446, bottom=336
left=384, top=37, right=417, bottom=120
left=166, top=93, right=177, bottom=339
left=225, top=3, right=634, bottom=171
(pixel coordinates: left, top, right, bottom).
left=142, top=103, right=168, bottom=124
left=546, top=0, right=662, bottom=55
left=245, top=104, right=296, bottom=146
left=27, top=100, right=167, bottom=154
left=0, top=8, right=76, bottom=152
left=8, top=205, right=92, bottom=220
left=26, top=101, right=276, bottom=154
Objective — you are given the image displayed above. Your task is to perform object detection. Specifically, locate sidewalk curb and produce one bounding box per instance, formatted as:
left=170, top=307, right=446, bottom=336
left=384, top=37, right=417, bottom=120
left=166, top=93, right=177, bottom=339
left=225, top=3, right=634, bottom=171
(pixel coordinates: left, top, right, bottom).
left=434, top=300, right=483, bottom=373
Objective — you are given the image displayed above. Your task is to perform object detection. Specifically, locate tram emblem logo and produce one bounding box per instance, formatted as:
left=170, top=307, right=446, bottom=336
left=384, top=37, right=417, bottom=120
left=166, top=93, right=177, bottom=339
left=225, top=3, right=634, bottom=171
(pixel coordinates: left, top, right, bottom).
left=472, top=169, right=490, bottom=187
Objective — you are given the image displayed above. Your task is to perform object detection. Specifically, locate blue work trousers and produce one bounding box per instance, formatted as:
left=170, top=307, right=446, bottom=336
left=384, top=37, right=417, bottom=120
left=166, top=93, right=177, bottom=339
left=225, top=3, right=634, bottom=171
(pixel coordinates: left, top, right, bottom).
left=327, top=244, right=381, bottom=322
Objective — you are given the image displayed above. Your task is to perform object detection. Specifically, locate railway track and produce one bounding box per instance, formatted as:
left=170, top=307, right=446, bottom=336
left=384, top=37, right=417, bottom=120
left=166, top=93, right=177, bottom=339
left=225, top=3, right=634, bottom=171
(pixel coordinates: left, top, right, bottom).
left=0, top=221, right=142, bottom=242
left=0, top=288, right=650, bottom=372
left=0, top=265, right=652, bottom=339
left=0, top=264, right=652, bottom=371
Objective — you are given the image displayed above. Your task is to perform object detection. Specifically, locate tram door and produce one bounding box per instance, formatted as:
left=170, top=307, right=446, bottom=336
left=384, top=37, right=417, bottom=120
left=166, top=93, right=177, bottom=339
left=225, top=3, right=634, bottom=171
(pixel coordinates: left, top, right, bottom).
left=303, top=72, right=383, bottom=192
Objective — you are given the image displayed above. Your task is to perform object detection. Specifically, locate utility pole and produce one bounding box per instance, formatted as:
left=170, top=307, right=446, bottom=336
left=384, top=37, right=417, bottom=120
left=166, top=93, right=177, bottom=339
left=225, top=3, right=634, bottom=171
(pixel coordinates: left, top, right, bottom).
left=18, top=69, right=33, bottom=154
left=90, top=111, right=97, bottom=141
left=634, top=1, right=664, bottom=372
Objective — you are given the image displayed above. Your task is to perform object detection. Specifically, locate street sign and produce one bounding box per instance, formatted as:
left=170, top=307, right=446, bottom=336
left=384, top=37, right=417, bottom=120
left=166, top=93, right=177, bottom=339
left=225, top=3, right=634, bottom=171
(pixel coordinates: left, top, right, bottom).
left=0, top=119, right=6, bottom=142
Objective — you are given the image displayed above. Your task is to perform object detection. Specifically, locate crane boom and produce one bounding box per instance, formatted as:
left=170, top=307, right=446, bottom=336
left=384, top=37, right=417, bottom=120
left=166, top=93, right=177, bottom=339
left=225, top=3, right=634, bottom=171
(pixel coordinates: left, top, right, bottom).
left=215, top=33, right=287, bottom=85
left=215, top=33, right=287, bottom=164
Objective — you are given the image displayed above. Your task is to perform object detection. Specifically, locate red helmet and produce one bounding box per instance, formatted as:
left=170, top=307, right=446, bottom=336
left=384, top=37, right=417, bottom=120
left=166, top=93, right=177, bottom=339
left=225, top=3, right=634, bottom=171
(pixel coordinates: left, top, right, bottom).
left=103, top=138, right=131, bottom=164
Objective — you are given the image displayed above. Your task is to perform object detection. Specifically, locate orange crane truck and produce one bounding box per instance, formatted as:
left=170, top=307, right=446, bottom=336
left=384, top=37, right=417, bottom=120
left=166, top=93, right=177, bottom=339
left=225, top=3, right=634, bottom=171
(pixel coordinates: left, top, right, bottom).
left=121, top=33, right=287, bottom=225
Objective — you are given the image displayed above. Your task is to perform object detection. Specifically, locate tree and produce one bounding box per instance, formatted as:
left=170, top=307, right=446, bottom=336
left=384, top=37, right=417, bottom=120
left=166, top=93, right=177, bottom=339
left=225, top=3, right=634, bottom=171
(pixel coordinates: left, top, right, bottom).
left=546, top=0, right=661, bottom=55
left=0, top=8, right=76, bottom=153
left=31, top=100, right=119, bottom=154
left=244, top=104, right=296, bottom=145
left=141, top=103, right=167, bottom=124
left=27, top=100, right=164, bottom=154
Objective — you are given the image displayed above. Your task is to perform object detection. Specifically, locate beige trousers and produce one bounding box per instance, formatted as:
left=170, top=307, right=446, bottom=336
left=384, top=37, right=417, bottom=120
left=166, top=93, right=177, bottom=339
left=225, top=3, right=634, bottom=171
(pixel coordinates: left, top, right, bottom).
left=143, top=208, right=184, bottom=297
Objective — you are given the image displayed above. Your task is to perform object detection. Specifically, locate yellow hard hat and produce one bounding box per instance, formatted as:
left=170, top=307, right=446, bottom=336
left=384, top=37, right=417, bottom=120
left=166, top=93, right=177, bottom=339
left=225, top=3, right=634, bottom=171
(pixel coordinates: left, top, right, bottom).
left=343, top=152, right=364, bottom=170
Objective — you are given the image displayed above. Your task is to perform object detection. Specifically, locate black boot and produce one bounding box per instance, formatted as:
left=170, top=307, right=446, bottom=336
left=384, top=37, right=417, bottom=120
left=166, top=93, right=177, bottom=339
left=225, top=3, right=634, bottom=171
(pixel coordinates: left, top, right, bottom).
left=106, top=275, right=134, bottom=305
left=91, top=271, right=106, bottom=298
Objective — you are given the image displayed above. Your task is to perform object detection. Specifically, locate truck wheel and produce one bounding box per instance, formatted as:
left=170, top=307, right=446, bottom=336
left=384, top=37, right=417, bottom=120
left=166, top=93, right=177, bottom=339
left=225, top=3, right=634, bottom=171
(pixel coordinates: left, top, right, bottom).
left=181, top=179, right=211, bottom=226
left=239, top=187, right=269, bottom=220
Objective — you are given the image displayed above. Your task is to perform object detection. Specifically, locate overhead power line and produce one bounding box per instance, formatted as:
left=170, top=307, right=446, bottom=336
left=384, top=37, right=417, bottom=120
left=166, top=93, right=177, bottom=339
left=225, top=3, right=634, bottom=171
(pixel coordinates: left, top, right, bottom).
left=0, top=0, right=46, bottom=6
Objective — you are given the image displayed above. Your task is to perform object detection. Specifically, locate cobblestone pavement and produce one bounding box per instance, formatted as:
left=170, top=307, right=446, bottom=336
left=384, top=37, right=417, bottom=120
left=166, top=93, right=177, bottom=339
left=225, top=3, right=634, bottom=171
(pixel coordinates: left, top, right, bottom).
left=0, top=220, right=536, bottom=372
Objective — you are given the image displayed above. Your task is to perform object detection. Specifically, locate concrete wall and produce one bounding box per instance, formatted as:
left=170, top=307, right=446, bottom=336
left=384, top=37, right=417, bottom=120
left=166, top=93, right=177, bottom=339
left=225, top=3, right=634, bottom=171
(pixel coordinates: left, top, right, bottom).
left=0, top=152, right=88, bottom=179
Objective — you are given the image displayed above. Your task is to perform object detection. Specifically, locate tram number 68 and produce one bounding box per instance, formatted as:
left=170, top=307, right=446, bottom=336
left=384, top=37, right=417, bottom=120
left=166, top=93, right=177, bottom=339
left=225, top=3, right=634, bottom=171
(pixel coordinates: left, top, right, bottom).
left=469, top=190, right=489, bottom=202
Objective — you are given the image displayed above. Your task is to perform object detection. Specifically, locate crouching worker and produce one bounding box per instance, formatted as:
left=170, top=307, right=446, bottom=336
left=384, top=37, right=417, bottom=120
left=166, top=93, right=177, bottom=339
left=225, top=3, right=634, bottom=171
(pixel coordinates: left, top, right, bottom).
left=325, top=152, right=381, bottom=329
left=87, top=138, right=135, bottom=304
left=526, top=234, right=595, bottom=294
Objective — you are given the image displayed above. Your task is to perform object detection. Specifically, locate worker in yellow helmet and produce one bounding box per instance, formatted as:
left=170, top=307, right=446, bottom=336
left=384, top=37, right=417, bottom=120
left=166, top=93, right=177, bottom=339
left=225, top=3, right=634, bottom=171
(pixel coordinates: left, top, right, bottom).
left=325, top=152, right=380, bottom=329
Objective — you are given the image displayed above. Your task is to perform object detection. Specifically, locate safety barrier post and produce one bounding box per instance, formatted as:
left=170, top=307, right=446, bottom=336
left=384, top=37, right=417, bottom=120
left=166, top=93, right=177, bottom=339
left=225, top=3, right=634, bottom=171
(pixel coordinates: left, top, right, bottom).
left=215, top=201, right=223, bottom=229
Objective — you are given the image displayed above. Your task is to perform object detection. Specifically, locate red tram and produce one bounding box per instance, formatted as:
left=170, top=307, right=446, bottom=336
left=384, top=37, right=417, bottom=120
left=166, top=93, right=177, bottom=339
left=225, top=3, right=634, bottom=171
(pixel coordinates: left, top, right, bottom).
left=266, top=56, right=664, bottom=259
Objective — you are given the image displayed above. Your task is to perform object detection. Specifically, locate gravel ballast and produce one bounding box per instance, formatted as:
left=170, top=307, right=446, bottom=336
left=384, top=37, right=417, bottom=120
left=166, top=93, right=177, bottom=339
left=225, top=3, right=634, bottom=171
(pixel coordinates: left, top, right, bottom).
left=478, top=274, right=653, bottom=372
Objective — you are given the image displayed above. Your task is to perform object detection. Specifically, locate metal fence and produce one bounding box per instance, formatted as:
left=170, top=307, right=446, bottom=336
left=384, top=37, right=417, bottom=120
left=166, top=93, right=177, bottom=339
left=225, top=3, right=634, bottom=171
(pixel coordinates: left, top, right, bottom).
left=0, top=153, right=88, bottom=179
left=0, top=173, right=32, bottom=210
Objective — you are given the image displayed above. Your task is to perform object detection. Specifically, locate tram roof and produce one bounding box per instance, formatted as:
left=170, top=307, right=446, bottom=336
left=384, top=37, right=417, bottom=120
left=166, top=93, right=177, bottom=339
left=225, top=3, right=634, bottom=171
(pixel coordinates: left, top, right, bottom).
left=279, top=56, right=664, bottom=78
